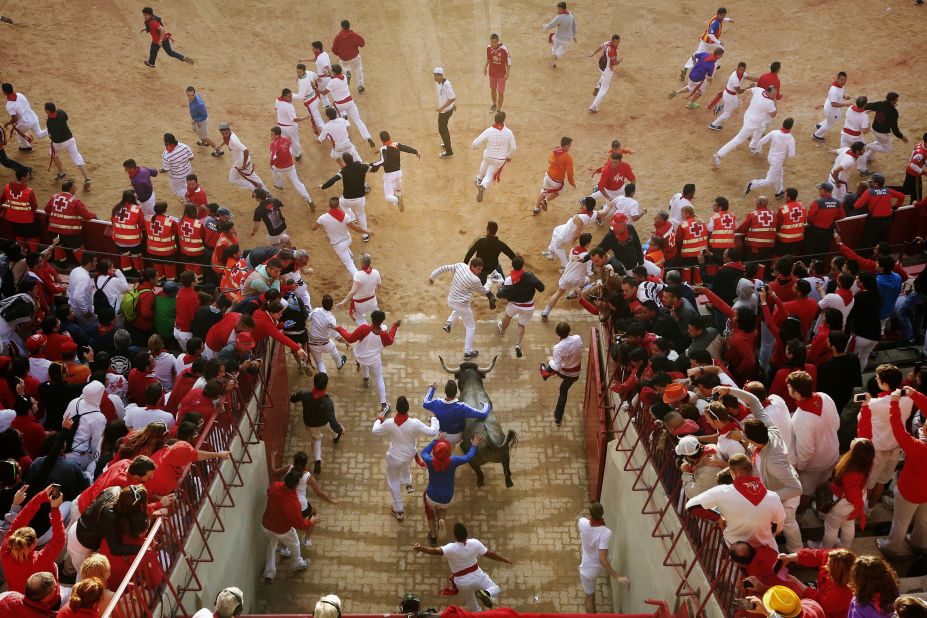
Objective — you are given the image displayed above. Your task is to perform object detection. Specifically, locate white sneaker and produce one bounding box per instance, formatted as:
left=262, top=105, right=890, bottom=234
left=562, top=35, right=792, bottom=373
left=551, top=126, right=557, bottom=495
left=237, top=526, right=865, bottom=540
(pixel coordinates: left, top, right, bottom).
left=541, top=250, right=554, bottom=260
left=278, top=547, right=292, bottom=558
left=303, top=537, right=313, bottom=547
left=292, top=559, right=309, bottom=573
left=713, top=154, right=721, bottom=167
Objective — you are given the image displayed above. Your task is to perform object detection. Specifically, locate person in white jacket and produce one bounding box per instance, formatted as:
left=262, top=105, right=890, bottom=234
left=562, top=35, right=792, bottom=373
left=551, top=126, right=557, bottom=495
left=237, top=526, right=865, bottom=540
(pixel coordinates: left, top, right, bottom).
left=859, top=364, right=913, bottom=508
left=93, top=259, right=132, bottom=313
left=786, top=370, right=840, bottom=509
left=744, top=381, right=793, bottom=456
left=62, top=381, right=108, bottom=480
left=471, top=111, right=516, bottom=203
left=372, top=396, right=440, bottom=521
left=744, top=117, right=797, bottom=200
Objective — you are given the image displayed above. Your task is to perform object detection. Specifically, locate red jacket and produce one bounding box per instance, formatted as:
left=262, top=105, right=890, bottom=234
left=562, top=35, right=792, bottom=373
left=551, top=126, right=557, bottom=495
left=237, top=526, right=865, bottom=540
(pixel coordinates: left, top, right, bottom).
left=177, top=387, right=220, bottom=424
left=56, top=606, right=99, bottom=618
left=807, top=324, right=832, bottom=364
left=175, top=287, right=199, bottom=332
left=0, top=491, right=64, bottom=594
left=166, top=369, right=199, bottom=413
left=205, top=312, right=242, bottom=352
left=261, top=481, right=314, bottom=534
left=838, top=243, right=908, bottom=280
left=597, top=160, right=635, bottom=193
left=10, top=414, right=45, bottom=459
left=127, top=368, right=157, bottom=405
left=0, top=592, right=58, bottom=618
left=854, top=187, right=906, bottom=218
left=795, top=548, right=853, bottom=618
left=890, top=396, right=927, bottom=503
left=252, top=309, right=300, bottom=352
left=77, top=458, right=132, bottom=513
left=331, top=29, right=365, bottom=61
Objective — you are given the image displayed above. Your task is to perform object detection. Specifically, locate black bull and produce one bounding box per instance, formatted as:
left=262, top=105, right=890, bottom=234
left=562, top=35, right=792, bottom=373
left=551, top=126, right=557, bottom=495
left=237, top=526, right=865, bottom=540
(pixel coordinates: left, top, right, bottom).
left=438, top=356, right=518, bottom=487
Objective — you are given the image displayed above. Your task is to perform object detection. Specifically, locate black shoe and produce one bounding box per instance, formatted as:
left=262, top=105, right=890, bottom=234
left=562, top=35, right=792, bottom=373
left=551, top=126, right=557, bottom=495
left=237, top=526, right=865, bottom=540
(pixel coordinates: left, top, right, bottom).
left=428, top=534, right=438, bottom=547
left=363, top=377, right=370, bottom=388
left=333, top=430, right=344, bottom=445
left=358, top=85, right=366, bottom=93
left=464, top=350, right=479, bottom=360
left=490, top=104, right=497, bottom=111
left=295, top=154, right=302, bottom=162
left=442, top=322, right=452, bottom=334
left=367, top=138, right=376, bottom=148
left=743, top=181, right=753, bottom=197
left=18, top=146, right=32, bottom=152
left=774, top=191, right=785, bottom=199
left=338, top=354, right=347, bottom=369
left=487, top=293, right=496, bottom=310
left=313, top=460, right=321, bottom=474
left=515, top=345, right=523, bottom=358
left=476, top=590, right=494, bottom=609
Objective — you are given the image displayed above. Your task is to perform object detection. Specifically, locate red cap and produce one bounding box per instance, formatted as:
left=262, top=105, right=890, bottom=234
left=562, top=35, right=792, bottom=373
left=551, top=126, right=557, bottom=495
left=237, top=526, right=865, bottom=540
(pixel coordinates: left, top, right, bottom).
left=60, top=340, right=78, bottom=354
left=610, top=212, right=628, bottom=234
left=25, top=334, right=47, bottom=352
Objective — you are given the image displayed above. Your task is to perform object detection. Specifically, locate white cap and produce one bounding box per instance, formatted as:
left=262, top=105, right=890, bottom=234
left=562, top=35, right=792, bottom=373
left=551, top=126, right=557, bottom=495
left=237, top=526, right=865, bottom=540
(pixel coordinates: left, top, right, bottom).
left=674, top=435, right=701, bottom=457
left=433, top=67, right=445, bottom=75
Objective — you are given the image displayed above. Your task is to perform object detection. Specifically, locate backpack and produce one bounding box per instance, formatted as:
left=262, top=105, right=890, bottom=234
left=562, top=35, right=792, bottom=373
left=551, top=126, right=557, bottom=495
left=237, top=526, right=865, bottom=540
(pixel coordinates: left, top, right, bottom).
left=93, top=276, right=114, bottom=314
left=0, top=294, right=34, bottom=323
left=120, top=286, right=153, bottom=322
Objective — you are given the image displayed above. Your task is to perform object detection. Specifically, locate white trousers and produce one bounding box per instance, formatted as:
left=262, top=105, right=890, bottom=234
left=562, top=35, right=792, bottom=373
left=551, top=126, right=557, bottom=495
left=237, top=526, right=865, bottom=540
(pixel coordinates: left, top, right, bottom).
left=840, top=131, right=865, bottom=152
left=551, top=39, right=571, bottom=60
left=309, top=340, right=342, bottom=374
left=548, top=227, right=570, bottom=267
left=330, top=142, right=361, bottom=163
left=13, top=120, right=47, bottom=147
left=303, top=98, right=325, bottom=135
left=814, top=109, right=842, bottom=138
left=884, top=485, right=927, bottom=554
left=352, top=297, right=378, bottom=325
left=383, top=170, right=403, bottom=206
left=359, top=355, right=386, bottom=404
left=478, top=154, right=507, bottom=190
left=854, top=335, right=878, bottom=371
left=342, top=55, right=365, bottom=87
left=262, top=526, right=305, bottom=579
left=447, top=300, right=476, bottom=353
left=278, top=124, right=302, bottom=158
left=455, top=569, right=501, bottom=612
left=590, top=68, right=614, bottom=111
left=229, top=166, right=267, bottom=191
left=67, top=524, right=94, bottom=576
left=173, top=327, right=193, bottom=351
left=717, top=121, right=765, bottom=158
left=331, top=238, right=357, bottom=275
left=713, top=92, right=740, bottom=127
left=51, top=137, right=85, bottom=166
left=271, top=165, right=312, bottom=201
left=385, top=453, right=413, bottom=511
left=540, top=173, right=565, bottom=200
left=589, top=186, right=624, bottom=201
left=749, top=154, right=787, bottom=194
left=140, top=193, right=157, bottom=217
left=822, top=496, right=861, bottom=548
left=859, top=131, right=892, bottom=169
left=169, top=175, right=187, bottom=198
left=340, top=196, right=367, bottom=230
left=781, top=496, right=803, bottom=553
left=334, top=100, right=372, bottom=141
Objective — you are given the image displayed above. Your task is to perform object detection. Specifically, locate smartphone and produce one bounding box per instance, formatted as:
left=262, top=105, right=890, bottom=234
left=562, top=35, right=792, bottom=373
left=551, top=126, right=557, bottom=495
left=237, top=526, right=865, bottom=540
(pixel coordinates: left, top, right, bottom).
left=742, top=580, right=754, bottom=590
left=731, top=599, right=755, bottom=611
left=49, top=484, right=62, bottom=500
left=853, top=393, right=867, bottom=403
left=772, top=559, right=784, bottom=573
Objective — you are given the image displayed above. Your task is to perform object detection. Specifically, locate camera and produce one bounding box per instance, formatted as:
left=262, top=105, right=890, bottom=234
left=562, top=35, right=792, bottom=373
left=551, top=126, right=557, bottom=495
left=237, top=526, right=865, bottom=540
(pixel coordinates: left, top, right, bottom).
left=731, top=599, right=756, bottom=610
left=853, top=393, right=867, bottom=403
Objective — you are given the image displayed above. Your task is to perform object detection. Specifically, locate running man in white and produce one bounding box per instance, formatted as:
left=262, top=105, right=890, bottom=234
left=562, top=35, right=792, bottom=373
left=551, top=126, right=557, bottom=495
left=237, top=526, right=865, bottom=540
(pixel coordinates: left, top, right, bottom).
left=708, top=61, right=757, bottom=131
left=680, top=7, right=733, bottom=80
left=274, top=88, right=308, bottom=160
left=306, top=294, right=347, bottom=374
left=311, top=196, right=371, bottom=275
left=321, top=64, right=376, bottom=149
left=812, top=72, right=851, bottom=142
left=2, top=83, right=47, bottom=150
left=317, top=107, right=360, bottom=168
left=372, top=396, right=439, bottom=521
left=841, top=96, right=872, bottom=163
left=497, top=256, right=545, bottom=359
left=369, top=130, right=419, bottom=212
left=713, top=84, right=777, bottom=166
left=269, top=126, right=314, bottom=208
left=412, top=522, right=512, bottom=611
left=429, top=258, right=492, bottom=360
left=542, top=197, right=598, bottom=266
left=828, top=141, right=865, bottom=201
left=219, top=122, right=267, bottom=192
left=588, top=34, right=621, bottom=113
left=578, top=502, right=630, bottom=613
left=543, top=1, right=577, bottom=68
left=336, top=310, right=401, bottom=413
left=744, top=117, right=797, bottom=200
left=160, top=132, right=194, bottom=198
left=541, top=233, right=593, bottom=318
left=596, top=183, right=645, bottom=222
left=471, top=111, right=516, bottom=203
left=294, top=63, right=324, bottom=136
left=336, top=252, right=381, bottom=325
left=300, top=41, right=333, bottom=108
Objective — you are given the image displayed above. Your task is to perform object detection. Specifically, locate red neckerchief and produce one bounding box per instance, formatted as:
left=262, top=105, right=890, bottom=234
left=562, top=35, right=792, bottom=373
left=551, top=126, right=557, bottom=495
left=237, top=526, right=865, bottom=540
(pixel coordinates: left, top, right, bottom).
left=394, top=412, right=408, bottom=426
left=222, top=133, right=231, bottom=145
left=796, top=393, right=824, bottom=416
left=384, top=140, right=397, bottom=149
left=836, top=288, right=853, bottom=305
left=277, top=96, right=288, bottom=102
left=561, top=8, right=570, bottom=13
left=589, top=518, right=606, bottom=527
left=736, top=69, right=745, bottom=80
left=762, top=91, right=774, bottom=100
left=334, top=74, right=346, bottom=80
left=510, top=269, right=525, bottom=284
left=47, top=111, right=58, bottom=119
left=848, top=150, right=860, bottom=159
left=571, top=246, right=587, bottom=256
left=832, top=80, right=843, bottom=87
left=718, top=421, right=739, bottom=434
left=704, top=54, right=718, bottom=63
left=328, top=207, right=346, bottom=222
left=165, top=143, right=177, bottom=153
left=877, top=391, right=892, bottom=398
left=5, top=93, right=16, bottom=102
left=851, top=105, right=864, bottom=113
left=127, top=168, right=139, bottom=179
left=493, top=123, right=505, bottom=130
left=311, top=388, right=326, bottom=399
left=781, top=128, right=791, bottom=134
left=313, top=49, right=322, bottom=58
left=733, top=476, right=768, bottom=506
left=552, top=146, right=564, bottom=157
left=361, top=266, right=372, bottom=274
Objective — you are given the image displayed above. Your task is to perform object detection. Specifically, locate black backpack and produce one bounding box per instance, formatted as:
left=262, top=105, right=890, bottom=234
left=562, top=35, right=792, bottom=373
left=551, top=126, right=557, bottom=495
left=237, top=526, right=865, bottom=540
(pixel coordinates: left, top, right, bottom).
left=93, top=277, right=114, bottom=314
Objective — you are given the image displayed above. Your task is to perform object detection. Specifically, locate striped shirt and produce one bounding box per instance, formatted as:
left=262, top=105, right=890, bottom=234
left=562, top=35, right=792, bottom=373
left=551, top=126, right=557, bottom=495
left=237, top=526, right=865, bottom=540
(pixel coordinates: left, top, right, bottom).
left=307, top=307, right=338, bottom=344
left=430, top=263, right=487, bottom=304
left=162, top=143, right=194, bottom=180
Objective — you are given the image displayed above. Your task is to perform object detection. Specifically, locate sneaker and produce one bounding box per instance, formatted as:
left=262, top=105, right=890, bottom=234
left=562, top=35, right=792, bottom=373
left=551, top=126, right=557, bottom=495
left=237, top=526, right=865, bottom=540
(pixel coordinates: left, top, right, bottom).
left=497, top=321, right=505, bottom=335
left=744, top=181, right=753, bottom=197
left=314, top=460, right=321, bottom=474
left=437, top=518, right=446, bottom=539
left=428, top=534, right=438, bottom=547
left=292, top=561, right=309, bottom=573
left=295, top=154, right=302, bottom=162
left=397, top=193, right=405, bottom=212
left=515, top=345, right=523, bottom=358
left=381, top=403, right=391, bottom=414
left=540, top=309, right=550, bottom=320
left=333, top=429, right=344, bottom=445
left=588, top=107, right=598, bottom=114
left=566, top=290, right=578, bottom=300
left=183, top=56, right=195, bottom=65
left=364, top=183, right=371, bottom=194
left=686, top=101, right=700, bottom=109
left=83, top=177, right=92, bottom=189
left=774, top=191, right=785, bottom=199
left=678, top=67, right=688, bottom=81
left=362, top=234, right=370, bottom=242
left=859, top=169, right=872, bottom=176
left=713, top=154, right=721, bottom=167
left=143, top=60, right=155, bottom=68
left=363, top=377, right=370, bottom=388
left=406, top=483, right=415, bottom=493
left=668, top=90, right=678, bottom=99
left=211, top=149, right=224, bottom=157
left=439, top=152, right=453, bottom=158
left=490, top=104, right=497, bottom=111
left=476, top=590, right=494, bottom=609
left=708, top=124, right=722, bottom=131
left=367, top=138, right=376, bottom=148
left=463, top=350, right=479, bottom=360
left=278, top=547, right=292, bottom=558
left=54, top=172, right=66, bottom=181
left=303, top=537, right=313, bottom=547
left=811, top=134, right=825, bottom=142
left=346, top=70, right=352, bottom=82
left=815, top=123, right=821, bottom=130
left=541, top=250, right=555, bottom=260
left=264, top=577, right=274, bottom=585
left=358, top=85, right=366, bottom=93
left=477, top=185, right=485, bottom=202
left=713, top=104, right=723, bottom=115
left=531, top=206, right=542, bottom=216
left=442, top=322, right=452, bottom=334
left=18, top=146, right=32, bottom=152
left=338, top=354, right=347, bottom=369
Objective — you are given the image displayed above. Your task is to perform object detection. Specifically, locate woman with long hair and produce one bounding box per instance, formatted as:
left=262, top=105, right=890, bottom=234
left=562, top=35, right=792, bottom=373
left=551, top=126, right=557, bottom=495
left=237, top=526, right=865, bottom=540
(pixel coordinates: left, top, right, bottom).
left=110, top=189, right=145, bottom=274
left=779, top=548, right=855, bottom=618
left=95, top=420, right=129, bottom=478
left=39, top=363, right=81, bottom=432
left=69, top=484, right=151, bottom=576
left=77, top=554, right=116, bottom=611
left=92, top=258, right=132, bottom=315
left=820, top=438, right=874, bottom=548
left=57, top=576, right=106, bottom=617
left=113, top=421, right=168, bottom=463
left=769, top=339, right=817, bottom=411
left=848, top=555, right=899, bottom=617
left=0, top=485, right=65, bottom=594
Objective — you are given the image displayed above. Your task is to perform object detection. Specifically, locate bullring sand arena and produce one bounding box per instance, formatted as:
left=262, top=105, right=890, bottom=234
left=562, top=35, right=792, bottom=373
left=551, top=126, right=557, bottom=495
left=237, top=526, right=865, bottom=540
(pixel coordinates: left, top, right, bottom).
left=3, top=0, right=927, bottom=613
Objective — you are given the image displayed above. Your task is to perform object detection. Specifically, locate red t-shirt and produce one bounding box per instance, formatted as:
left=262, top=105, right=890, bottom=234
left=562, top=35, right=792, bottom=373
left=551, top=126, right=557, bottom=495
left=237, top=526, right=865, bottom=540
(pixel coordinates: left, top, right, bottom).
left=147, top=441, right=198, bottom=498
left=10, top=415, right=45, bottom=459
left=145, top=16, right=164, bottom=43
left=127, top=369, right=158, bottom=405
left=270, top=136, right=294, bottom=169
left=486, top=44, right=510, bottom=78
left=77, top=458, right=132, bottom=512
left=331, top=29, right=365, bottom=61
left=177, top=387, right=219, bottom=424
left=185, top=184, right=209, bottom=218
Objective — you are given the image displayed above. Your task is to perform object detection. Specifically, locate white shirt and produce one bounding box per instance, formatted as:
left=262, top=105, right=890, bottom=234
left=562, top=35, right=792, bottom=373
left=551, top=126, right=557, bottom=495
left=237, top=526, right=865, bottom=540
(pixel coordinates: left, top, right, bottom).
left=94, top=271, right=132, bottom=312
left=549, top=334, right=583, bottom=377
left=123, top=404, right=176, bottom=431
left=5, top=93, right=39, bottom=126
left=436, top=79, right=456, bottom=111
left=314, top=51, right=332, bottom=77
left=284, top=465, right=312, bottom=511
left=791, top=392, right=841, bottom=472
left=68, top=265, right=94, bottom=314
left=860, top=394, right=913, bottom=451
left=472, top=125, right=516, bottom=160
left=578, top=517, right=612, bottom=569
left=724, top=70, right=745, bottom=95
left=668, top=193, right=692, bottom=228
left=763, top=395, right=793, bottom=459
left=757, top=129, right=796, bottom=160
left=226, top=132, right=249, bottom=167
left=353, top=268, right=381, bottom=299
left=610, top=195, right=640, bottom=219
left=325, top=74, right=352, bottom=103
left=152, top=351, right=176, bottom=390
left=191, top=609, right=213, bottom=618
left=554, top=212, right=597, bottom=242
left=372, top=415, right=440, bottom=460
left=317, top=209, right=356, bottom=245
left=823, top=84, right=845, bottom=113
left=28, top=357, right=51, bottom=383
left=174, top=353, right=197, bottom=377
left=685, top=482, right=785, bottom=550
left=295, top=71, right=319, bottom=102
left=318, top=118, right=352, bottom=149
left=442, top=539, right=488, bottom=576
left=430, top=263, right=488, bottom=305
left=843, top=106, right=871, bottom=135
left=744, top=87, right=776, bottom=126
left=308, top=307, right=338, bottom=343
left=161, top=143, right=193, bottom=180
left=818, top=292, right=853, bottom=324
left=275, top=98, right=299, bottom=126
left=831, top=148, right=857, bottom=184
left=561, top=248, right=592, bottom=285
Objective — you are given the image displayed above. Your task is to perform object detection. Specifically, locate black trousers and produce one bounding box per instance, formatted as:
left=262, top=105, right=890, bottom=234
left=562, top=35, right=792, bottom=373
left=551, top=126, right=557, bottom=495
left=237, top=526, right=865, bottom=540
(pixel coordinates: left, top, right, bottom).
left=0, top=148, right=27, bottom=175
left=861, top=216, right=893, bottom=253
left=903, top=173, right=923, bottom=204
left=554, top=374, right=579, bottom=423
left=804, top=227, right=834, bottom=257
left=149, top=40, right=186, bottom=65
left=438, top=108, right=454, bottom=154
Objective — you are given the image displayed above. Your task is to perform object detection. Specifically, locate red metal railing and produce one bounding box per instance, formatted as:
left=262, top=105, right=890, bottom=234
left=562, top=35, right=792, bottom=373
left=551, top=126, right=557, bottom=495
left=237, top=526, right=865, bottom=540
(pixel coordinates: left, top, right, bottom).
left=582, top=327, right=611, bottom=501
left=100, top=341, right=282, bottom=618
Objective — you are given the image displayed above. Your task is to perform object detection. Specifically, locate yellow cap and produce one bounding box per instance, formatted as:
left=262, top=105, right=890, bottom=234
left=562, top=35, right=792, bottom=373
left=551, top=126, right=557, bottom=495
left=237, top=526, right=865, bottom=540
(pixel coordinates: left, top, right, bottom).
left=762, top=586, right=801, bottom=618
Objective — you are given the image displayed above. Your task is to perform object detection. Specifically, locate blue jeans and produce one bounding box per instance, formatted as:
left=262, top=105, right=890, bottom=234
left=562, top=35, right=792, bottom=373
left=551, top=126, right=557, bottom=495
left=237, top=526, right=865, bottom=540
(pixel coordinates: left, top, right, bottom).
left=896, top=292, right=927, bottom=342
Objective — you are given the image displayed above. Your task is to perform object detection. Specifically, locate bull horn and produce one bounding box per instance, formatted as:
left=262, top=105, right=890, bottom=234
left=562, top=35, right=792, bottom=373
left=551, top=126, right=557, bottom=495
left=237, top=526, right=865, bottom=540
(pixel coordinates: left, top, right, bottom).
left=477, top=356, right=498, bottom=375
left=438, top=356, right=456, bottom=374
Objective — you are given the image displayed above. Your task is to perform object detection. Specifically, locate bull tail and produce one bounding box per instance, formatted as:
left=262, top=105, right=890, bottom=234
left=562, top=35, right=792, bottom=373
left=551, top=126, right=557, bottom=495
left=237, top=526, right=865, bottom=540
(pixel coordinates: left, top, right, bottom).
left=503, top=430, right=518, bottom=451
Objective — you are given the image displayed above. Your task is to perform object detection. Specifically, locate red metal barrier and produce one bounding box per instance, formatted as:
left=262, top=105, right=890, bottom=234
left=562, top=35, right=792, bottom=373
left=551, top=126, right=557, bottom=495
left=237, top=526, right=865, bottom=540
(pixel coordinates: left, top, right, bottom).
left=0, top=209, right=122, bottom=254
left=582, top=327, right=610, bottom=501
